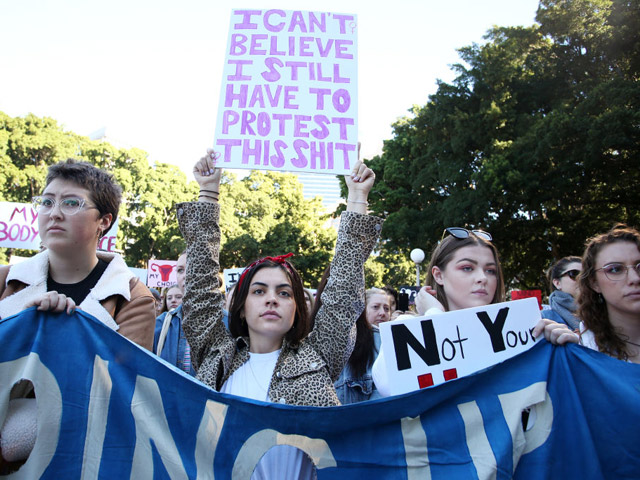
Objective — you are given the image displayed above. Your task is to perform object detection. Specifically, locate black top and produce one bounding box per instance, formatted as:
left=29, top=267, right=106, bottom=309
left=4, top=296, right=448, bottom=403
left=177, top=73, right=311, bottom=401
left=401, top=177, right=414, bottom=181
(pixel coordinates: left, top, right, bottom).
left=47, top=258, right=109, bottom=305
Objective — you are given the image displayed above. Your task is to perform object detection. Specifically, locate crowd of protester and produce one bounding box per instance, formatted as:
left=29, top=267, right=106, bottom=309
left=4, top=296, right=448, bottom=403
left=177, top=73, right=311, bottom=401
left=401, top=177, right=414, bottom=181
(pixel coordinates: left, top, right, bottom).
left=0, top=153, right=638, bottom=476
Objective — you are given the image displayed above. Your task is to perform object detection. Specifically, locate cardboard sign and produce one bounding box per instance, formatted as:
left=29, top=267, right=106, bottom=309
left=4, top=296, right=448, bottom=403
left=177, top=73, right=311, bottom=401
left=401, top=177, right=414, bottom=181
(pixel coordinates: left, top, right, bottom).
left=0, top=202, right=118, bottom=252
left=378, top=298, right=542, bottom=396
left=147, top=260, right=177, bottom=288
left=215, top=9, right=358, bottom=174
left=223, top=267, right=244, bottom=293
left=511, top=289, right=542, bottom=309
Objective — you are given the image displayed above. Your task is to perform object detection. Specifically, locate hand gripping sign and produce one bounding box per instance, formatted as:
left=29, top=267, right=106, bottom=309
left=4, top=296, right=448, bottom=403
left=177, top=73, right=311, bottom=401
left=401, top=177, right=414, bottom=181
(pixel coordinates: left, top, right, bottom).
left=215, top=9, right=358, bottom=175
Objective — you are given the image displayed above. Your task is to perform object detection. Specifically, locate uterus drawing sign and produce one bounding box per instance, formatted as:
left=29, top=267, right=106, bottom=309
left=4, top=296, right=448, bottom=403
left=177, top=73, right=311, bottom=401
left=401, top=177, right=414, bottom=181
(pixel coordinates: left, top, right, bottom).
left=147, top=260, right=178, bottom=288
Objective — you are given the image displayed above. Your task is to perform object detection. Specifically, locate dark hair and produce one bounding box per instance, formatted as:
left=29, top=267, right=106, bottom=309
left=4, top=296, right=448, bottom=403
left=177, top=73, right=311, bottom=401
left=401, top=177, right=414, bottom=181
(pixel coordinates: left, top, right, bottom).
left=382, top=285, right=398, bottom=310
left=45, top=159, right=122, bottom=235
left=425, top=234, right=505, bottom=311
left=312, top=266, right=374, bottom=378
left=229, top=259, right=310, bottom=345
left=546, top=256, right=582, bottom=291
left=577, top=224, right=640, bottom=360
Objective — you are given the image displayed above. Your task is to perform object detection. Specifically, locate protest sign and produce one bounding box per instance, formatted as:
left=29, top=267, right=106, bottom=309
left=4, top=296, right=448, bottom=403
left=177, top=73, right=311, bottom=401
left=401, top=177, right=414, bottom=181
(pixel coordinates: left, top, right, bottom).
left=147, top=260, right=177, bottom=288
left=1, top=307, right=638, bottom=478
left=379, top=297, right=542, bottom=395
left=0, top=202, right=119, bottom=252
left=215, top=9, right=358, bottom=174
left=223, top=267, right=244, bottom=293
left=398, top=285, right=420, bottom=307
left=511, top=289, right=543, bottom=309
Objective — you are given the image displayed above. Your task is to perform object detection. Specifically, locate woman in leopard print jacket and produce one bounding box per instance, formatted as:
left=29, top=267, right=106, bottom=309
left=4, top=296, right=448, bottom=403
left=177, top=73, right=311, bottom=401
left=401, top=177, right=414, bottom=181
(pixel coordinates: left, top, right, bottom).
left=177, top=149, right=383, bottom=407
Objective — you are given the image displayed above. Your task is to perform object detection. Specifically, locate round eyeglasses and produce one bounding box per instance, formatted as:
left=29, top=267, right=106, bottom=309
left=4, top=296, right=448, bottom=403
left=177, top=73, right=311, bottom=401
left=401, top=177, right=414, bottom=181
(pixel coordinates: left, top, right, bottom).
left=442, top=227, right=493, bottom=242
left=32, top=196, right=98, bottom=216
left=595, top=263, right=640, bottom=281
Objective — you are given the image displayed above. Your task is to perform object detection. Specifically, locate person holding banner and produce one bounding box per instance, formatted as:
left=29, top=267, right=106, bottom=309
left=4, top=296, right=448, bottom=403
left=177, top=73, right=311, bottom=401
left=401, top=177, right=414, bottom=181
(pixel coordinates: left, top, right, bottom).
left=0, top=159, right=155, bottom=467
left=177, top=148, right=381, bottom=478
left=539, top=224, right=640, bottom=362
left=372, top=227, right=506, bottom=396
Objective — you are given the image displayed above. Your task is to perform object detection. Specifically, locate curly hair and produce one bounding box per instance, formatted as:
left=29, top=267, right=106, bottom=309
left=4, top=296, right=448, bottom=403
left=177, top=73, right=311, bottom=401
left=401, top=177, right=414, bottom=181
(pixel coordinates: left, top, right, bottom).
left=577, top=224, right=640, bottom=360
left=425, top=234, right=505, bottom=311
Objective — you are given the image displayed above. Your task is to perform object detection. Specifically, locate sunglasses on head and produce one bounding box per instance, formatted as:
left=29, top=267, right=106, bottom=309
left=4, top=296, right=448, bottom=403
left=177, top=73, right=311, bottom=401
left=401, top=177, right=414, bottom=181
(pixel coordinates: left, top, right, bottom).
left=559, top=269, right=580, bottom=281
left=442, top=227, right=493, bottom=242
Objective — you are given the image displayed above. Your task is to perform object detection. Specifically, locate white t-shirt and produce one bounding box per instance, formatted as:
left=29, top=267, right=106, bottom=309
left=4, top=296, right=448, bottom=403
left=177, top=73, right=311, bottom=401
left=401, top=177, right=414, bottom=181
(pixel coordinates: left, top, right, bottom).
left=220, top=350, right=316, bottom=480
left=221, top=350, right=279, bottom=401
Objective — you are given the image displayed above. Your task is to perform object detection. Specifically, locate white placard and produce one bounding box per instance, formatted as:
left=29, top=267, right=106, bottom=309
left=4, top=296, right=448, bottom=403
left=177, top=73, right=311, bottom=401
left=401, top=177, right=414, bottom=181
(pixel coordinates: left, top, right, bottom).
left=0, top=202, right=119, bottom=252
left=378, top=297, right=542, bottom=395
left=147, top=260, right=177, bottom=288
left=223, top=267, right=244, bottom=293
left=215, top=9, right=358, bottom=174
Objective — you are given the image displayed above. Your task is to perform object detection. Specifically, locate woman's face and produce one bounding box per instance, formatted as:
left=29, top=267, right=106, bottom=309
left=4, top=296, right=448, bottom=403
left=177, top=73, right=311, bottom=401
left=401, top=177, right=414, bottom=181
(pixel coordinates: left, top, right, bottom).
left=242, top=267, right=296, bottom=351
left=432, top=245, right=498, bottom=311
left=304, top=290, right=313, bottom=312
left=366, top=293, right=391, bottom=326
left=38, top=178, right=110, bottom=255
left=166, top=286, right=183, bottom=311
left=592, top=241, right=640, bottom=323
left=154, top=296, right=164, bottom=315
left=553, top=261, right=581, bottom=298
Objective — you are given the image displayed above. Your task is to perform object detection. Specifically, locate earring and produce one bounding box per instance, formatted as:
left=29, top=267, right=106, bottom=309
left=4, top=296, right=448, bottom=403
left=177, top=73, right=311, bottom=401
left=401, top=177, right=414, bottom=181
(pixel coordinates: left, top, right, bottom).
left=597, top=293, right=604, bottom=304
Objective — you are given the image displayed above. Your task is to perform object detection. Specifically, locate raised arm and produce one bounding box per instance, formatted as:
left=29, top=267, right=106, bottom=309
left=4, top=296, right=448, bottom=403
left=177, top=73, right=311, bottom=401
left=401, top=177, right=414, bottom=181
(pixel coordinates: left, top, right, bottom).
left=308, top=159, right=383, bottom=380
left=177, top=149, right=229, bottom=372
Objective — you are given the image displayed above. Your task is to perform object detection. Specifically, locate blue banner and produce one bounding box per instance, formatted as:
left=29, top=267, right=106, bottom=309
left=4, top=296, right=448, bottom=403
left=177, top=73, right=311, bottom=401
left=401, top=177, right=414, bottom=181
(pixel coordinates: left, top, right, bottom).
left=0, top=308, right=638, bottom=479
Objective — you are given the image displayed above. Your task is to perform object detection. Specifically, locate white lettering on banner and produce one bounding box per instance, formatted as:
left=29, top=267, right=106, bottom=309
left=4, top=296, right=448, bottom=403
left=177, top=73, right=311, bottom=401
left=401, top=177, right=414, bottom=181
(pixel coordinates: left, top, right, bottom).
left=0, top=350, right=554, bottom=477
left=195, top=400, right=228, bottom=480
left=498, top=382, right=553, bottom=471
left=400, top=382, right=552, bottom=478
left=81, top=356, right=112, bottom=480
left=0, top=354, right=62, bottom=479
left=232, top=430, right=336, bottom=479
left=130, top=376, right=189, bottom=479
left=400, top=416, right=431, bottom=480
left=457, top=401, right=497, bottom=479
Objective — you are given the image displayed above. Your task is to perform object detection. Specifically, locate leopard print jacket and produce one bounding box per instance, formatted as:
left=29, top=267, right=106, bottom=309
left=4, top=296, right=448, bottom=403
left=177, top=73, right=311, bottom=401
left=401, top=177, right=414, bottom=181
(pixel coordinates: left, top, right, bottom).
left=177, top=201, right=383, bottom=406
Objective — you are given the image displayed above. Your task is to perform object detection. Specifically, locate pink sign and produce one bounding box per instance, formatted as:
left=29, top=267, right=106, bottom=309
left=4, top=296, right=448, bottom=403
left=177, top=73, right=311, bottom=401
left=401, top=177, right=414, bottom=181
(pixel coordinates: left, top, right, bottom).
left=215, top=9, right=358, bottom=175
left=0, top=202, right=118, bottom=253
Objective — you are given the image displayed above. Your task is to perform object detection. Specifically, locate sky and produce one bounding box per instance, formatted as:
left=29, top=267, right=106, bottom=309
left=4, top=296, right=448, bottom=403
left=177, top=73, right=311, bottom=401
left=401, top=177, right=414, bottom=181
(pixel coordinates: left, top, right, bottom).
left=0, top=0, right=541, bottom=176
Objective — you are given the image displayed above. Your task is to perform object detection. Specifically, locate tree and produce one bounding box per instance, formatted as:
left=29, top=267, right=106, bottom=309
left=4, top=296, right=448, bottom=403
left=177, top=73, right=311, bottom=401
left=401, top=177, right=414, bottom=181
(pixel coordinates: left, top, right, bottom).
left=219, top=170, right=336, bottom=287
left=366, top=0, right=640, bottom=291
left=0, top=112, right=339, bottom=286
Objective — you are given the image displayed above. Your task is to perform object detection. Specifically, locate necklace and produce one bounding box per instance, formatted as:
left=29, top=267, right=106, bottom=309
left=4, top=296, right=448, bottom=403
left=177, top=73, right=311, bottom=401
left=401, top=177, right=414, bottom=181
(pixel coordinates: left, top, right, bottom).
left=246, top=356, right=270, bottom=396
left=624, top=339, right=640, bottom=348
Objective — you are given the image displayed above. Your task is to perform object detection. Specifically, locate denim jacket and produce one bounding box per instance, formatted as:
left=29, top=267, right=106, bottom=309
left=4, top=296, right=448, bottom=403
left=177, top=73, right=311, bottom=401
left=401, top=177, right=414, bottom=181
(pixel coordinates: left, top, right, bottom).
left=334, top=327, right=382, bottom=404
left=153, top=305, right=196, bottom=376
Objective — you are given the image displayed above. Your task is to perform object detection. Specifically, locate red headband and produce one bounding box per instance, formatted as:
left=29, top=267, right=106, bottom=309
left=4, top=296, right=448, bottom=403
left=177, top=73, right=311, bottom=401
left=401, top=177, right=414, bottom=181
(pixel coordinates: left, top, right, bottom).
left=237, top=253, right=295, bottom=290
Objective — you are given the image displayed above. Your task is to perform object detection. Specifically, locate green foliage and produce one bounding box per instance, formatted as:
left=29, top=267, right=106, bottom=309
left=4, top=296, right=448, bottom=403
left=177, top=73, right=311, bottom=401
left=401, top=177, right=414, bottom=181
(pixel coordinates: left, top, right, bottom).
left=366, top=0, right=640, bottom=290
left=0, top=112, right=338, bottom=286
left=218, top=170, right=336, bottom=287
